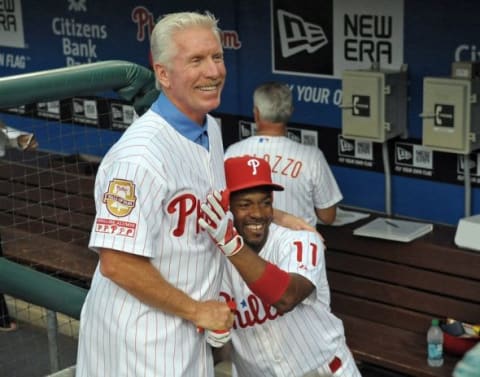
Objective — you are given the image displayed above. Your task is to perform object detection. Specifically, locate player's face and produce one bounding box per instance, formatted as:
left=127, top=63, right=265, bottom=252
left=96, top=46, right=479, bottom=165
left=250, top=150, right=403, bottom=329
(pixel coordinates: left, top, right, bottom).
left=155, top=26, right=226, bottom=125
left=230, top=189, right=273, bottom=252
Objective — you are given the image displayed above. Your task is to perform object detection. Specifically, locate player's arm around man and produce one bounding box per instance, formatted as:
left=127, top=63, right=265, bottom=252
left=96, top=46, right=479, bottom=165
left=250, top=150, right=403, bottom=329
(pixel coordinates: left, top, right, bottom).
left=273, top=207, right=318, bottom=234
left=199, top=190, right=318, bottom=314
left=223, top=237, right=317, bottom=314
left=98, top=248, right=234, bottom=331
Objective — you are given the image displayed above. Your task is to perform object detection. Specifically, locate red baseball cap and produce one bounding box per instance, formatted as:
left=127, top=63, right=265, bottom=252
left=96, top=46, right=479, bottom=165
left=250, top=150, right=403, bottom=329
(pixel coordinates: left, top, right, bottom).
left=224, top=156, right=284, bottom=193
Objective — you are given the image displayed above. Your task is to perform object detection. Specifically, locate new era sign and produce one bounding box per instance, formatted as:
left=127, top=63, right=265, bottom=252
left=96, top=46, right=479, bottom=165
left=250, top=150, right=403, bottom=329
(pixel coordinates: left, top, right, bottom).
left=272, top=0, right=333, bottom=77
left=271, top=0, right=404, bottom=78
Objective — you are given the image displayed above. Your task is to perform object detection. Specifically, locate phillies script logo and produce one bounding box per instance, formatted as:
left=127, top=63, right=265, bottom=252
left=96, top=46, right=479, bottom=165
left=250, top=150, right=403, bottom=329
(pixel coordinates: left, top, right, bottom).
left=167, top=192, right=208, bottom=237
left=220, top=292, right=282, bottom=329
left=131, top=6, right=242, bottom=49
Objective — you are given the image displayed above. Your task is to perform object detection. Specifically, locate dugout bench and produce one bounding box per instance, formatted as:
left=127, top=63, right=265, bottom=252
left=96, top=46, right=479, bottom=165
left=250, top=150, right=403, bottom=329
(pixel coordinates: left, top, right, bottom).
left=317, top=211, right=480, bottom=377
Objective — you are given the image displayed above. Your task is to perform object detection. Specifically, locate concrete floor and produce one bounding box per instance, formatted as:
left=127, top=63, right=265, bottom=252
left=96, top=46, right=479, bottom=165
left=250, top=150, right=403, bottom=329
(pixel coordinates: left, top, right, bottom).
left=0, top=320, right=77, bottom=377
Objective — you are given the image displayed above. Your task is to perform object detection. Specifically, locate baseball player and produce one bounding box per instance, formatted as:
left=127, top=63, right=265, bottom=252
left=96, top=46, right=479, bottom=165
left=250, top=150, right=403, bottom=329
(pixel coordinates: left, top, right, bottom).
left=76, top=12, right=233, bottom=377
left=225, top=81, right=343, bottom=227
left=199, top=156, right=361, bottom=377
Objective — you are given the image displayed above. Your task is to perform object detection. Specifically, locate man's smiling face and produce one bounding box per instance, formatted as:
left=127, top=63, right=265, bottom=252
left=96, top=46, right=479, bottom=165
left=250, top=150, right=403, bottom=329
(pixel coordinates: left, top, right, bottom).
left=155, top=26, right=226, bottom=124
left=230, top=188, right=274, bottom=253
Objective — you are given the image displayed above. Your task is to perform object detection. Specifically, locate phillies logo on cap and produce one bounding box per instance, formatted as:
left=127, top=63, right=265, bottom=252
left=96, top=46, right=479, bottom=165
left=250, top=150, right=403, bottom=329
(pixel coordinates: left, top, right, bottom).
left=247, top=158, right=260, bottom=175
left=225, top=155, right=284, bottom=193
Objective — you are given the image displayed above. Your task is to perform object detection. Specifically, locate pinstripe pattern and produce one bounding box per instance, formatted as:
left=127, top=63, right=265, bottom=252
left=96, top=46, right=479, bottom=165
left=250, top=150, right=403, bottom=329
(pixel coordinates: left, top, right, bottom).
left=225, top=136, right=343, bottom=227
left=220, top=224, right=361, bottom=377
left=76, top=110, right=225, bottom=377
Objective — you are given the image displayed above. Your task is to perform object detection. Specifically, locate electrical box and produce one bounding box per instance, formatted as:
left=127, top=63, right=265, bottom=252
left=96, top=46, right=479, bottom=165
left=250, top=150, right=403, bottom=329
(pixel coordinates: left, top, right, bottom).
left=421, top=77, right=480, bottom=154
left=341, top=69, right=408, bottom=142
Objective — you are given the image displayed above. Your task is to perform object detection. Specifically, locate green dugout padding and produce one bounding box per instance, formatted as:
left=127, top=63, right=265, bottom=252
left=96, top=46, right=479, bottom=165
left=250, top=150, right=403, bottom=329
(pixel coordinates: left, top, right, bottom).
left=0, top=60, right=159, bottom=115
left=0, top=257, right=87, bottom=320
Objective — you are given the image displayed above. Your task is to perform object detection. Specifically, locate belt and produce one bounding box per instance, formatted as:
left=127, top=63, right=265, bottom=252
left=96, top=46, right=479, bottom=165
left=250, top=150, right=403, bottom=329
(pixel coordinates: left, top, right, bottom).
left=329, top=356, right=342, bottom=373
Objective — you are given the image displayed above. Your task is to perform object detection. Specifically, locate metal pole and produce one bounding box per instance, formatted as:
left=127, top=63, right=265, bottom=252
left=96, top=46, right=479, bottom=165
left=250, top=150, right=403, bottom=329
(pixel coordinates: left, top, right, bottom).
left=46, top=309, right=60, bottom=373
left=464, top=154, right=472, bottom=217
left=382, top=142, right=392, bottom=216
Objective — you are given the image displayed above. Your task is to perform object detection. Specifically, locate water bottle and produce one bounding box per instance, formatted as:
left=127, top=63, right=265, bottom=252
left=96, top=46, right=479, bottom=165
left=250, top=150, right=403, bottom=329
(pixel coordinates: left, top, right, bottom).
left=427, top=318, right=444, bottom=367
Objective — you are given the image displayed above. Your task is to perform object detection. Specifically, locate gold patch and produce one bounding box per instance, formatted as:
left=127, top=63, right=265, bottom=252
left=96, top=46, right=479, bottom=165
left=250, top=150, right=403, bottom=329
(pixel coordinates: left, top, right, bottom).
left=103, top=179, right=137, bottom=217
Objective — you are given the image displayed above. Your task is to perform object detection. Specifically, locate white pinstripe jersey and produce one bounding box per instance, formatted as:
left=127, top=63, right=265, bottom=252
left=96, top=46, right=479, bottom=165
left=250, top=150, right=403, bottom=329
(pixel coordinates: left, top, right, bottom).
left=220, top=224, right=359, bottom=377
left=76, top=110, right=225, bottom=377
left=225, top=136, right=343, bottom=227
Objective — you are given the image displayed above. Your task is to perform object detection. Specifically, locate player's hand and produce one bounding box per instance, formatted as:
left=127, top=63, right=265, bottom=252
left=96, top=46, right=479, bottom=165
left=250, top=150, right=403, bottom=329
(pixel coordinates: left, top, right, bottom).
left=199, top=190, right=244, bottom=257
left=206, top=329, right=232, bottom=348
left=273, top=209, right=325, bottom=242
left=204, top=300, right=236, bottom=347
left=201, top=300, right=237, bottom=345
left=196, top=300, right=236, bottom=333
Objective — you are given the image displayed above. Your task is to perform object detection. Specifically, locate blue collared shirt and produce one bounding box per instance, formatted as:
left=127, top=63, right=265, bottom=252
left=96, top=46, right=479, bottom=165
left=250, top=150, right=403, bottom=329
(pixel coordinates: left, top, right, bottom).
left=150, top=93, right=209, bottom=151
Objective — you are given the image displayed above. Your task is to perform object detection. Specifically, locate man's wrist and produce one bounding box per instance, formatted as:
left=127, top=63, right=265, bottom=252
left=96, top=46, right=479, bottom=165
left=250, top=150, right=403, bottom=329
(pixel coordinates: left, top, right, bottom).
left=219, top=234, right=244, bottom=257
left=247, top=262, right=290, bottom=305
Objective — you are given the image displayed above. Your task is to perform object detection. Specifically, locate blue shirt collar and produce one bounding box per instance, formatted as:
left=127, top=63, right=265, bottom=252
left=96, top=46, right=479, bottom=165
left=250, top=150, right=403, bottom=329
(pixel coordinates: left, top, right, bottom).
left=151, top=93, right=209, bottom=150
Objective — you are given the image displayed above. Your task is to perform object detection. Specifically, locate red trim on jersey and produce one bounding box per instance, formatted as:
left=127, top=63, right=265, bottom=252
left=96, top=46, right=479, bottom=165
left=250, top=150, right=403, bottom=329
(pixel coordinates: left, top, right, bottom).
left=329, top=356, right=342, bottom=373
left=248, top=262, right=290, bottom=305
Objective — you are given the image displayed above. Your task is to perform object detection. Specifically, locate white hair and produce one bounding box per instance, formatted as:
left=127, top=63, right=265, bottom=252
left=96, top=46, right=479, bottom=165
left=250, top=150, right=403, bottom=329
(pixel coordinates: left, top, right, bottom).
left=150, top=11, right=221, bottom=68
left=254, top=82, right=293, bottom=123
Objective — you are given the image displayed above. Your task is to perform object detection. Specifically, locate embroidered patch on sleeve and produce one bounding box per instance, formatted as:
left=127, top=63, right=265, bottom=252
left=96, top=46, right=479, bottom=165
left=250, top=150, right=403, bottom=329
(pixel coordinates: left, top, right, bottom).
left=95, top=218, right=137, bottom=238
left=102, top=179, right=137, bottom=217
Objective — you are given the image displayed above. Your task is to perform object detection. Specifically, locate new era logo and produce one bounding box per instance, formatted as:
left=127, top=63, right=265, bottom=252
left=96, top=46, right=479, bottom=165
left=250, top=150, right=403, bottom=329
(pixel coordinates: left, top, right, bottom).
left=338, top=135, right=373, bottom=160
left=272, top=1, right=333, bottom=77
left=457, top=155, right=478, bottom=174
left=277, top=9, right=328, bottom=58
left=339, top=137, right=354, bottom=154
left=395, top=142, right=433, bottom=170
left=272, top=1, right=404, bottom=78
left=396, top=146, right=412, bottom=161
left=395, top=143, right=414, bottom=166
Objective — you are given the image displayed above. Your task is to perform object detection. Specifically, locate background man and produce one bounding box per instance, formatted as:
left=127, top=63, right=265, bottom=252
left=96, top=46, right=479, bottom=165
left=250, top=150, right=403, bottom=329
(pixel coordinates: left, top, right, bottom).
left=225, top=82, right=342, bottom=226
